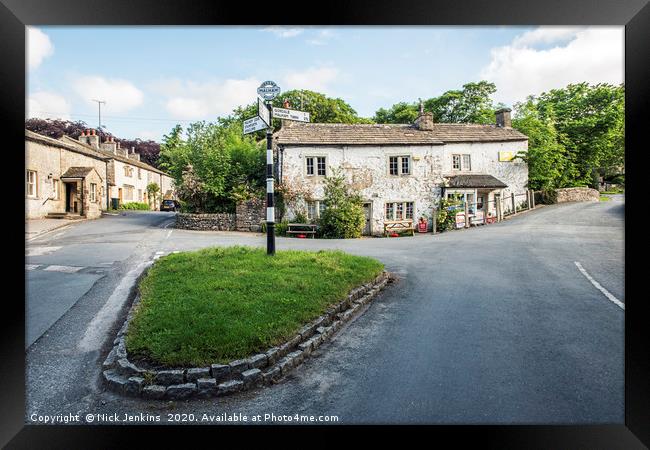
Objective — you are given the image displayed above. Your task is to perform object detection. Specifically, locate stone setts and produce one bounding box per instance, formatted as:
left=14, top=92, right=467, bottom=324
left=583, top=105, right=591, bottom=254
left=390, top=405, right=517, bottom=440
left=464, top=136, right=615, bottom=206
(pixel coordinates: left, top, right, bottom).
left=102, top=270, right=392, bottom=400
left=555, top=187, right=600, bottom=203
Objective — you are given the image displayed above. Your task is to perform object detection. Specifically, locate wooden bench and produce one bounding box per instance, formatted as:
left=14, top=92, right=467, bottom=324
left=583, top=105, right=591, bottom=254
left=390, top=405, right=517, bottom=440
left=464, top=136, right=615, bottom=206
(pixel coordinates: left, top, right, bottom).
left=287, top=223, right=317, bottom=238
left=383, top=220, right=415, bottom=237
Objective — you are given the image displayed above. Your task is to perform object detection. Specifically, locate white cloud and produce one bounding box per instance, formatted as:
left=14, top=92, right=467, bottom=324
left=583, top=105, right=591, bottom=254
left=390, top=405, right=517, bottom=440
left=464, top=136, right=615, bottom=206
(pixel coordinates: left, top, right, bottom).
left=27, top=91, right=71, bottom=119
left=480, top=26, right=624, bottom=106
left=72, top=76, right=144, bottom=113
left=306, top=29, right=336, bottom=46
left=262, top=26, right=304, bottom=38
left=152, top=77, right=261, bottom=120
left=282, top=66, right=339, bottom=92
left=27, top=27, right=54, bottom=70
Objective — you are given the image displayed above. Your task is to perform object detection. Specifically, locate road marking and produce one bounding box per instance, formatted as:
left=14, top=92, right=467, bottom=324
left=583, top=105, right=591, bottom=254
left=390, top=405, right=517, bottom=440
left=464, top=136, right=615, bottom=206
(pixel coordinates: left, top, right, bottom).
left=574, top=261, right=624, bottom=310
left=78, top=260, right=152, bottom=352
left=26, top=246, right=61, bottom=256
left=43, top=265, right=84, bottom=273
left=166, top=229, right=173, bottom=239
left=26, top=264, right=41, bottom=271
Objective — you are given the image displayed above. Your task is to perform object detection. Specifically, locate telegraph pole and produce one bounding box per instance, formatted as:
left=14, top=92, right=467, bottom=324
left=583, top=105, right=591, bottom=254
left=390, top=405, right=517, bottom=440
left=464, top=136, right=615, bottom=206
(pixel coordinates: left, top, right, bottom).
left=91, top=99, right=106, bottom=131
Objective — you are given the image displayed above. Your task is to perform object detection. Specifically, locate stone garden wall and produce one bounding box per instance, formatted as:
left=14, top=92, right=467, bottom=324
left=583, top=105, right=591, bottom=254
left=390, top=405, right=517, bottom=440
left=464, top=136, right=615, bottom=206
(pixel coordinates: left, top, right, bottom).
left=556, top=187, right=600, bottom=203
left=175, top=198, right=265, bottom=232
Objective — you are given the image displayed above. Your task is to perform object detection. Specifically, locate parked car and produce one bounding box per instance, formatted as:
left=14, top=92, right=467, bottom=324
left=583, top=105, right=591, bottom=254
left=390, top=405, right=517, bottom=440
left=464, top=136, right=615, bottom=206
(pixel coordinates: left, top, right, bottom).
left=160, top=199, right=180, bottom=212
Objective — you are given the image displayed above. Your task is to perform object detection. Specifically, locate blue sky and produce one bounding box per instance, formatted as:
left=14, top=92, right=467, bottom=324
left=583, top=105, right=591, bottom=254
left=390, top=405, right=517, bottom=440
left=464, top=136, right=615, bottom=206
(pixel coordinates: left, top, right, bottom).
left=27, top=26, right=623, bottom=142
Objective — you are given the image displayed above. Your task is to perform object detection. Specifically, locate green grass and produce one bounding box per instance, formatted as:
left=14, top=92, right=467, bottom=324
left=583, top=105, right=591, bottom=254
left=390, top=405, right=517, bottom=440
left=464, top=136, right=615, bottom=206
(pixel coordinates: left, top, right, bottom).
left=600, top=195, right=612, bottom=202
left=125, top=246, right=384, bottom=367
left=600, top=189, right=624, bottom=195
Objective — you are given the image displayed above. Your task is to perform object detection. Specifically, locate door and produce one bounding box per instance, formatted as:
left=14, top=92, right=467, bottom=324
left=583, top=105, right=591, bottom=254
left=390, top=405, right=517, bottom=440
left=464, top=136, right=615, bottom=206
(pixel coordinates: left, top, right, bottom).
left=65, top=183, right=72, bottom=212
left=362, top=202, right=372, bottom=235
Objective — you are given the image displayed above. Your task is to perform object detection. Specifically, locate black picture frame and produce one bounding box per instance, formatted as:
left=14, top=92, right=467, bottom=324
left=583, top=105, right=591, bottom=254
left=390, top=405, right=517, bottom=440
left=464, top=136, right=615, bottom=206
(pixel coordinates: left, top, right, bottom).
left=3, top=0, right=648, bottom=446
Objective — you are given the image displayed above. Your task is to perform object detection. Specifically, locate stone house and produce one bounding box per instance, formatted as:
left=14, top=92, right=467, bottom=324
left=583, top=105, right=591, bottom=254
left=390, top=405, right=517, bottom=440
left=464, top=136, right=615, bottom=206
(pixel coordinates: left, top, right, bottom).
left=274, top=108, right=528, bottom=235
left=26, top=129, right=174, bottom=219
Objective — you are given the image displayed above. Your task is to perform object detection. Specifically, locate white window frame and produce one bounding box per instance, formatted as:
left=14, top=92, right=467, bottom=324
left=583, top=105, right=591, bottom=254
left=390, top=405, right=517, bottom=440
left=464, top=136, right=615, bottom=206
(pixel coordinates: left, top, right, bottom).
left=26, top=170, right=37, bottom=198
left=306, top=200, right=326, bottom=220
left=90, top=183, right=97, bottom=202
left=123, top=184, right=134, bottom=201
left=388, top=155, right=411, bottom=176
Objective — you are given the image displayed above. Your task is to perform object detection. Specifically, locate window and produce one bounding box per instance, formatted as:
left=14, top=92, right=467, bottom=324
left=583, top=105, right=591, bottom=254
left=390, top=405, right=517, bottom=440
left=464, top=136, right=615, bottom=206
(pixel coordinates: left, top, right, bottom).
left=385, top=201, right=414, bottom=221
left=462, top=154, right=472, bottom=171
left=26, top=170, right=37, bottom=197
left=452, top=154, right=461, bottom=170
left=138, top=189, right=142, bottom=202
left=123, top=185, right=134, bottom=201
left=137, top=168, right=142, bottom=180
left=389, top=156, right=411, bottom=175
left=306, top=156, right=326, bottom=176
left=52, top=179, right=60, bottom=200
left=307, top=200, right=326, bottom=220
left=124, top=166, right=133, bottom=177
left=90, top=183, right=97, bottom=202
left=452, top=154, right=471, bottom=171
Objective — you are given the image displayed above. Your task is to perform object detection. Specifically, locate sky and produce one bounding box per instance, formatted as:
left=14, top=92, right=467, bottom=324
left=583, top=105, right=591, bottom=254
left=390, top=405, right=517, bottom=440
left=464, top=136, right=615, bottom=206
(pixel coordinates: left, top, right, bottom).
left=26, top=26, right=624, bottom=142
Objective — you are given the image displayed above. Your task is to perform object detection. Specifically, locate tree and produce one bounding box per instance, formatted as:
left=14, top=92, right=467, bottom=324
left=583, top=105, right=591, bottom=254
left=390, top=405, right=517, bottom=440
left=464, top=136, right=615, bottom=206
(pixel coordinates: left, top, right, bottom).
left=374, top=81, right=501, bottom=124
left=512, top=100, right=577, bottom=190
left=146, top=182, right=160, bottom=208
left=318, top=169, right=365, bottom=239
left=158, top=122, right=262, bottom=212
left=521, top=83, right=624, bottom=188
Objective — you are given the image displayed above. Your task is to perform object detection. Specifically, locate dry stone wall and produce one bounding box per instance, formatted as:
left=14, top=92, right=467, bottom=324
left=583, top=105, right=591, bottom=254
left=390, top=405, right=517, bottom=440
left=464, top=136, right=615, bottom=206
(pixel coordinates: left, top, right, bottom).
left=556, top=187, right=600, bottom=203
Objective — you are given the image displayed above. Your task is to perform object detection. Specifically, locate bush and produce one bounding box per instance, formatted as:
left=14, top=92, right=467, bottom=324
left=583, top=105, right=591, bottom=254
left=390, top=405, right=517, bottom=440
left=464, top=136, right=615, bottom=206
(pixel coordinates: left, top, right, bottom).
left=318, top=170, right=365, bottom=239
left=119, top=202, right=151, bottom=211
left=436, top=198, right=461, bottom=232
left=538, top=189, right=557, bottom=205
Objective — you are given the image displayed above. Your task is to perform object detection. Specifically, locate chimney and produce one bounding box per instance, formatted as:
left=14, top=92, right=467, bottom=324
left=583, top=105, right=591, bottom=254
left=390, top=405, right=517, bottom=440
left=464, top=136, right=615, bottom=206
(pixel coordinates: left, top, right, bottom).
left=414, top=99, right=434, bottom=131
left=495, top=108, right=512, bottom=128
left=86, top=129, right=100, bottom=148
left=280, top=99, right=293, bottom=129
left=128, top=146, right=141, bottom=161
left=78, top=130, right=88, bottom=144
left=100, top=135, right=117, bottom=153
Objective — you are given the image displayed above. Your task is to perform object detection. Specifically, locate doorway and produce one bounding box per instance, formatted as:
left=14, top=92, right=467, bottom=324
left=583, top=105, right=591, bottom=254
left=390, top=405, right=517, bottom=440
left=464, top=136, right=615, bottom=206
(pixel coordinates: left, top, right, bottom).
left=362, top=202, right=372, bottom=235
left=64, top=182, right=78, bottom=214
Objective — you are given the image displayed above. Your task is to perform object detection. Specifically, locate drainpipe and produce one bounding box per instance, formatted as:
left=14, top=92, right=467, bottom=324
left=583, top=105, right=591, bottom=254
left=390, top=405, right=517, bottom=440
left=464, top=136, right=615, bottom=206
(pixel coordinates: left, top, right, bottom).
left=105, top=160, right=110, bottom=210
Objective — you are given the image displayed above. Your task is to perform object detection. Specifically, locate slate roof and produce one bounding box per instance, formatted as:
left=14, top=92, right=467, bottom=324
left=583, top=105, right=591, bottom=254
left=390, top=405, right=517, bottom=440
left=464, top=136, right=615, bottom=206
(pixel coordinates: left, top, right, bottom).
left=61, top=167, right=95, bottom=178
left=274, top=122, right=528, bottom=146
left=445, top=174, right=508, bottom=189
left=26, top=130, right=111, bottom=161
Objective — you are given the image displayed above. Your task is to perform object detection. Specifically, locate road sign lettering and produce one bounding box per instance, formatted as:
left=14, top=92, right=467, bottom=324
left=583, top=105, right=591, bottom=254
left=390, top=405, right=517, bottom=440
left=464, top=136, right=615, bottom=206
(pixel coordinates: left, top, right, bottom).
left=257, top=80, right=281, bottom=100
left=258, top=96, right=271, bottom=127
left=272, top=107, right=310, bottom=123
left=243, top=116, right=267, bottom=134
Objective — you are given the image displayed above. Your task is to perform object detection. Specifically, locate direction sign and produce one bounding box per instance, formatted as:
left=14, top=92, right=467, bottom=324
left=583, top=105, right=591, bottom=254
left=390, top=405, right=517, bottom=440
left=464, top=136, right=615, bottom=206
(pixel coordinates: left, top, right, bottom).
left=258, top=96, right=270, bottom=127
left=257, top=80, right=281, bottom=100
left=243, top=116, right=267, bottom=134
left=272, top=107, right=310, bottom=123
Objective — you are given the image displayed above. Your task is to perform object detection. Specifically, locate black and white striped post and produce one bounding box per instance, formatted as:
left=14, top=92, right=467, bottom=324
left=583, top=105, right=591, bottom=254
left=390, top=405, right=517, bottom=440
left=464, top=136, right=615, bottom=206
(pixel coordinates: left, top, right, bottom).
left=265, top=102, right=275, bottom=255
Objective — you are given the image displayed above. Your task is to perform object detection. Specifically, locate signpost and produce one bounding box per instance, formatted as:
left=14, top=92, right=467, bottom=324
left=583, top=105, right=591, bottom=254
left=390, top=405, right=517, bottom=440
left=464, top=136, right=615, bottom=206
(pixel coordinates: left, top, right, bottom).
left=243, top=81, right=310, bottom=256
left=271, top=107, right=310, bottom=123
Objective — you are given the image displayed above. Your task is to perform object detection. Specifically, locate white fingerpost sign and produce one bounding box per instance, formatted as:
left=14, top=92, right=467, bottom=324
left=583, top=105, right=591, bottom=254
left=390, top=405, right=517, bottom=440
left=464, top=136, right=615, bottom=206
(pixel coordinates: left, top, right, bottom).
left=272, top=107, right=310, bottom=123
left=257, top=80, right=281, bottom=101
left=243, top=116, right=267, bottom=134
left=258, top=96, right=271, bottom=127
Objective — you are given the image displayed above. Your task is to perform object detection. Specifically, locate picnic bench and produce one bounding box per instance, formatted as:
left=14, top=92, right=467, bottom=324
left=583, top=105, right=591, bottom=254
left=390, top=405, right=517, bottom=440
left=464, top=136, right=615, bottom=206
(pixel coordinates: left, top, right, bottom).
left=383, top=219, right=415, bottom=237
left=287, top=223, right=317, bottom=238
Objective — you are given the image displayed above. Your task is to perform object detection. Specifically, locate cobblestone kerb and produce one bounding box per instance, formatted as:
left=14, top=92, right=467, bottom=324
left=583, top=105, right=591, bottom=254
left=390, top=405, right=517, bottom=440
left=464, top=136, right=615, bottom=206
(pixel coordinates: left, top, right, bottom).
left=102, top=270, right=392, bottom=400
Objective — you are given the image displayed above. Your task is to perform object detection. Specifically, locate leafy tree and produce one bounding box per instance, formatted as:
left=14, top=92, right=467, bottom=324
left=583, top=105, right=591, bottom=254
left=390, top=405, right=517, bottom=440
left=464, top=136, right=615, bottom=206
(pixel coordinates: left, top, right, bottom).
left=374, top=81, right=501, bottom=124
left=512, top=100, right=577, bottom=190
left=158, top=122, right=262, bottom=212
left=318, top=169, right=365, bottom=239
left=146, top=182, right=160, bottom=208
left=532, top=83, right=624, bottom=187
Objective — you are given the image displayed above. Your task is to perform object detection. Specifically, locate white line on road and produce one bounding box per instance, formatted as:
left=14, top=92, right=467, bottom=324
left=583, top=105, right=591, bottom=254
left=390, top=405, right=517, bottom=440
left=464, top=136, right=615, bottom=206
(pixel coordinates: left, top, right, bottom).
left=26, top=246, right=61, bottom=256
left=166, top=229, right=173, bottom=239
left=26, top=264, right=41, bottom=271
left=43, top=265, right=84, bottom=273
left=574, top=261, right=624, bottom=310
left=78, top=260, right=152, bottom=352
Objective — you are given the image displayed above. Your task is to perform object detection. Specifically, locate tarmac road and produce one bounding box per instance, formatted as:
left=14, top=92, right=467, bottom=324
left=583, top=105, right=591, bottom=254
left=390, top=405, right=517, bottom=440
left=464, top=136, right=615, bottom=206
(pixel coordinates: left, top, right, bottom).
left=25, top=197, right=624, bottom=424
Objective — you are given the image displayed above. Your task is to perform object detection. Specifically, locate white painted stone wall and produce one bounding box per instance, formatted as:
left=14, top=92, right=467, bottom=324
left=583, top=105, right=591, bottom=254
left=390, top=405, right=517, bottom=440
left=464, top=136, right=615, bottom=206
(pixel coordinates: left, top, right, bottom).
left=280, top=140, right=528, bottom=235
left=110, top=160, right=174, bottom=209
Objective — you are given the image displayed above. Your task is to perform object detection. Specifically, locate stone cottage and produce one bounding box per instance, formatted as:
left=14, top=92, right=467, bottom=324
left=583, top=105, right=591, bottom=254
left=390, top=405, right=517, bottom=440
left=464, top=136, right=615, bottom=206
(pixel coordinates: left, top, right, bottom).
left=274, top=108, right=529, bottom=235
left=25, top=129, right=174, bottom=219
